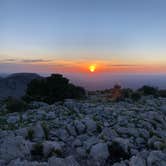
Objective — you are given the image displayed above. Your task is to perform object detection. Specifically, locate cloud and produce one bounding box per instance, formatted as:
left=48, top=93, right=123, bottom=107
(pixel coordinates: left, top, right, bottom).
left=0, top=59, right=17, bottom=62
left=21, top=59, right=52, bottom=63
left=110, top=64, right=138, bottom=67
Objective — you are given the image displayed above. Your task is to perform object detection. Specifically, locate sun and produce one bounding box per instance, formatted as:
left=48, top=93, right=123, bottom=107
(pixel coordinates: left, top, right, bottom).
left=89, top=65, right=96, bottom=72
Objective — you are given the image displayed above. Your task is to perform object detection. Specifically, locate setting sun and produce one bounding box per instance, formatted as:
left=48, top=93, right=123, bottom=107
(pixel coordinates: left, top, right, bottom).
left=89, top=65, right=96, bottom=72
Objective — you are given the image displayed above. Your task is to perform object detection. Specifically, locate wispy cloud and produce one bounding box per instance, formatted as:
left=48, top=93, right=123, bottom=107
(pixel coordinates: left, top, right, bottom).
left=1, top=59, right=17, bottom=62
left=21, top=59, right=52, bottom=63
left=110, top=64, right=138, bottom=67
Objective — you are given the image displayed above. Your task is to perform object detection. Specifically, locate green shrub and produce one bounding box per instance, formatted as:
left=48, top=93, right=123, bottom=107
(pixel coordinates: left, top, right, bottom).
left=26, top=129, right=34, bottom=141
left=5, top=97, right=27, bottom=113
left=24, top=74, right=86, bottom=104
left=41, top=122, right=49, bottom=140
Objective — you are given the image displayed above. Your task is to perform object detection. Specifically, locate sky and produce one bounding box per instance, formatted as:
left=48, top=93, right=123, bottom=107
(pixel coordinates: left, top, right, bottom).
left=0, top=0, right=166, bottom=74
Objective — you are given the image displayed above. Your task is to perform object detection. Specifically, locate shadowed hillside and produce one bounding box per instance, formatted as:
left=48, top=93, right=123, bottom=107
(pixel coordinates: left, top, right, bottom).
left=0, top=73, right=42, bottom=99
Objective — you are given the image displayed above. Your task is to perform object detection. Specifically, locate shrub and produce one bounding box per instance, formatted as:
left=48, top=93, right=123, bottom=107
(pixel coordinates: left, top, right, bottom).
left=138, top=85, right=158, bottom=96
left=110, top=84, right=123, bottom=101
left=5, top=97, right=27, bottom=113
left=41, top=122, right=49, bottom=140
left=24, top=74, right=86, bottom=104
left=122, top=88, right=133, bottom=98
left=131, top=92, right=141, bottom=101
left=26, top=129, right=34, bottom=141
left=158, top=90, right=166, bottom=98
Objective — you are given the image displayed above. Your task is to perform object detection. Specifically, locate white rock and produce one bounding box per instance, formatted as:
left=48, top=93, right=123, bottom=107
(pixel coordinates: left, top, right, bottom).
left=66, top=124, right=77, bottom=136
left=74, top=120, right=85, bottom=134
left=129, top=156, right=146, bottom=166
left=33, top=122, right=45, bottom=141
left=15, top=127, right=28, bottom=138
left=0, top=136, right=30, bottom=162
left=100, top=127, right=118, bottom=140
left=0, top=160, right=5, bottom=166
left=72, top=139, right=82, bottom=147
left=30, top=101, right=49, bottom=108
left=160, top=105, right=166, bottom=113
left=83, top=117, right=96, bottom=133
left=7, top=158, right=48, bottom=166
left=7, top=115, right=19, bottom=123
left=55, top=129, right=69, bottom=141
left=83, top=137, right=99, bottom=150
left=90, top=143, right=109, bottom=161
left=76, top=147, right=87, bottom=158
left=147, top=150, right=166, bottom=166
left=43, top=141, right=62, bottom=157
left=48, top=156, right=79, bottom=166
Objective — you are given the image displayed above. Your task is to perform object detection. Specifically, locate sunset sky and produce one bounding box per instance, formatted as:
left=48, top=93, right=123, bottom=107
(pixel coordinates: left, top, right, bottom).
left=0, top=0, right=166, bottom=74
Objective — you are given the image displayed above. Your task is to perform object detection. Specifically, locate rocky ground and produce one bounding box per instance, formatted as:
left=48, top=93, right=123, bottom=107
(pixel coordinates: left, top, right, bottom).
left=0, top=96, right=166, bottom=166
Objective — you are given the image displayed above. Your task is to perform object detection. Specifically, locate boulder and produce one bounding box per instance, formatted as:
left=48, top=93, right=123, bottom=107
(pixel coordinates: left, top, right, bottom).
left=83, top=137, right=99, bottom=150
left=129, top=156, right=146, bottom=166
left=7, top=114, right=20, bottom=124
left=0, top=136, right=30, bottom=162
left=74, top=120, right=85, bottom=135
left=82, top=117, right=96, bottom=133
left=90, top=143, right=109, bottom=161
left=48, top=156, right=80, bottom=166
left=43, top=141, right=62, bottom=158
left=33, top=122, right=45, bottom=141
left=147, top=150, right=166, bottom=166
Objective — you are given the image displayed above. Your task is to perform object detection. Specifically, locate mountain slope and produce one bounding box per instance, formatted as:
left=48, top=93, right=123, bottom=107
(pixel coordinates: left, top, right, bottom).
left=0, top=73, right=42, bottom=99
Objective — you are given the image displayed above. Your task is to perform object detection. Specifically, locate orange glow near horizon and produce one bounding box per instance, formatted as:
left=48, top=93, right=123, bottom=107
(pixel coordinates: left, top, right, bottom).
left=2, top=58, right=165, bottom=74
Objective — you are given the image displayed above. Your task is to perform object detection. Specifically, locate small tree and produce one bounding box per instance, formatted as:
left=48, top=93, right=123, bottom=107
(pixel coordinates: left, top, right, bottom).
left=24, top=74, right=86, bottom=104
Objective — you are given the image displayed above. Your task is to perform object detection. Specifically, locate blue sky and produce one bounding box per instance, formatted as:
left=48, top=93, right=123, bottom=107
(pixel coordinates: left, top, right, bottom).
left=0, top=0, right=166, bottom=73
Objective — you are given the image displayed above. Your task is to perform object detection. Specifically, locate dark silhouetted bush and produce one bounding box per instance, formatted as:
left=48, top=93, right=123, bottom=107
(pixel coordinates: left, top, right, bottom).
left=158, top=90, right=166, bottom=97
left=5, top=97, right=27, bottom=113
left=131, top=92, right=141, bottom=101
left=138, top=85, right=158, bottom=96
left=122, top=88, right=133, bottom=98
left=24, top=74, right=86, bottom=104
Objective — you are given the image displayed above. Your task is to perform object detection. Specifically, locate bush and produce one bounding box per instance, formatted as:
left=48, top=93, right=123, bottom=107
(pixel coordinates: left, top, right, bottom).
left=5, top=97, right=27, bottom=113
left=26, top=129, right=34, bottom=141
left=158, top=90, right=166, bottom=98
left=138, top=85, right=158, bottom=96
left=24, top=74, right=86, bottom=104
left=41, top=122, right=49, bottom=140
left=131, top=92, right=141, bottom=101
left=110, top=84, right=123, bottom=101
left=122, top=88, right=133, bottom=98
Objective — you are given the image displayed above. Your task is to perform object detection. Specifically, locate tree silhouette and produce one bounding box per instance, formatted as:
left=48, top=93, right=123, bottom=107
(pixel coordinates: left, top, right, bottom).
left=24, top=74, right=86, bottom=104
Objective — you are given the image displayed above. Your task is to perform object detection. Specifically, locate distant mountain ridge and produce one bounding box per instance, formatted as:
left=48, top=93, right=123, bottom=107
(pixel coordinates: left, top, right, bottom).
left=0, top=73, right=42, bottom=99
